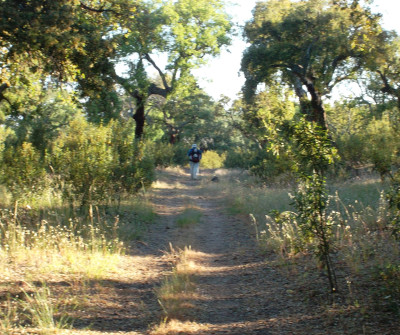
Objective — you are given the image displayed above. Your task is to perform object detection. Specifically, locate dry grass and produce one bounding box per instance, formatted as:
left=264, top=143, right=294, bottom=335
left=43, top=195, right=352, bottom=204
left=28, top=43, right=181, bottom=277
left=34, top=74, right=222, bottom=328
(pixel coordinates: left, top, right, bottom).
left=0, top=217, right=124, bottom=282
left=156, top=245, right=202, bottom=321
left=208, top=171, right=400, bottom=323
left=0, top=193, right=157, bottom=333
left=150, top=319, right=210, bottom=335
left=152, top=245, right=212, bottom=334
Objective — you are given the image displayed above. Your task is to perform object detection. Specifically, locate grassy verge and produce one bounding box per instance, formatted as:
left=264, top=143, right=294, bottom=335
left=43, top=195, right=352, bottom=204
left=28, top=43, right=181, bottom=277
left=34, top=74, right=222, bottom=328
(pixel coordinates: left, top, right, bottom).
left=0, top=193, right=156, bottom=333
left=202, top=169, right=399, bottom=330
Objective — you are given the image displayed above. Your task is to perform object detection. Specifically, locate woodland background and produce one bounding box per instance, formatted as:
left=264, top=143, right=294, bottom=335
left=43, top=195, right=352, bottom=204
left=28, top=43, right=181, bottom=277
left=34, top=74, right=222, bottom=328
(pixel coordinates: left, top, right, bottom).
left=0, top=0, right=400, bottom=332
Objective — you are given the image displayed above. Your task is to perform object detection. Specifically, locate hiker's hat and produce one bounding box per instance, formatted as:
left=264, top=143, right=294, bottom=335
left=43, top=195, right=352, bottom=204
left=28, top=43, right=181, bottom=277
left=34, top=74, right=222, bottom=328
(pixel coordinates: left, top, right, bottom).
left=192, top=144, right=197, bottom=148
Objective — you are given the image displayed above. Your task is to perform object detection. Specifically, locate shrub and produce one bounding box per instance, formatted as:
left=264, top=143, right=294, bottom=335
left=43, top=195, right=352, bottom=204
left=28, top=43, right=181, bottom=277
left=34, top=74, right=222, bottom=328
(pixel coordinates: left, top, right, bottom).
left=223, top=147, right=253, bottom=169
left=51, top=116, right=115, bottom=208
left=200, top=150, right=225, bottom=169
left=363, top=116, right=400, bottom=179
left=147, top=142, right=176, bottom=167
left=50, top=117, right=155, bottom=209
left=1, top=142, right=47, bottom=203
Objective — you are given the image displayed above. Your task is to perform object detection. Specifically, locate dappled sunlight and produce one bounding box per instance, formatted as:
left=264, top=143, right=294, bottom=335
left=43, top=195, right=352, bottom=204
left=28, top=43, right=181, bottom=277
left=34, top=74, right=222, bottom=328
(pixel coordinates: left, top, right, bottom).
left=152, top=180, right=188, bottom=190
left=174, top=248, right=219, bottom=275
left=150, top=319, right=211, bottom=335
left=110, top=254, right=167, bottom=282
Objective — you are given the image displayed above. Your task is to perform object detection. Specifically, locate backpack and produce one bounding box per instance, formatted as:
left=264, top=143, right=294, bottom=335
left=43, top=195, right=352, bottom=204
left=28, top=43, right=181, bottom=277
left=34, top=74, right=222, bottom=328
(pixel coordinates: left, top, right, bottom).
left=190, top=148, right=200, bottom=163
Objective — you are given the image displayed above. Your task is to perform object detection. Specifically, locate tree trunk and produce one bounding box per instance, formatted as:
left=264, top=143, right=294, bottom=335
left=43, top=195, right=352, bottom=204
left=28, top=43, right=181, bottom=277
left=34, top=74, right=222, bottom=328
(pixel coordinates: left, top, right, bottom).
left=292, top=75, right=312, bottom=116
left=133, top=91, right=145, bottom=139
left=303, top=80, right=328, bottom=130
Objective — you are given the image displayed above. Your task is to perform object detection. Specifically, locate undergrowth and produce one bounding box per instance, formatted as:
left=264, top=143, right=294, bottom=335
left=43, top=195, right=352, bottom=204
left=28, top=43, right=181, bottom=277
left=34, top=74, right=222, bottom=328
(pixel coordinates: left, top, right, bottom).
left=0, top=192, right=156, bottom=333
left=205, top=169, right=400, bottom=322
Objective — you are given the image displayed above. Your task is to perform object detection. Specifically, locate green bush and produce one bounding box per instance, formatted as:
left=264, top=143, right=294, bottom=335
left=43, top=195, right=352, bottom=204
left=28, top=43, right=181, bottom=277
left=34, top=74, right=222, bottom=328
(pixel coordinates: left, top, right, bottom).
left=51, top=116, right=115, bottom=207
left=250, top=151, right=293, bottom=182
left=224, top=147, right=253, bottom=169
left=1, top=142, right=47, bottom=202
left=336, top=133, right=366, bottom=168
left=200, top=150, right=225, bottom=169
left=145, top=142, right=177, bottom=167
left=363, top=117, right=400, bottom=179
left=173, top=143, right=191, bottom=166
left=373, top=263, right=400, bottom=314
left=50, top=116, right=155, bottom=208
left=110, top=121, right=155, bottom=195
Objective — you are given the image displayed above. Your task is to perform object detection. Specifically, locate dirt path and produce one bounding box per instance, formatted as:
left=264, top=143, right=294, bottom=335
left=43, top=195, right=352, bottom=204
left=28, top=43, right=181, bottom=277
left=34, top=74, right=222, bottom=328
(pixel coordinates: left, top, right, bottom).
left=129, top=168, right=307, bottom=334
left=66, top=167, right=382, bottom=335
left=65, top=167, right=398, bottom=335
left=4, top=168, right=398, bottom=334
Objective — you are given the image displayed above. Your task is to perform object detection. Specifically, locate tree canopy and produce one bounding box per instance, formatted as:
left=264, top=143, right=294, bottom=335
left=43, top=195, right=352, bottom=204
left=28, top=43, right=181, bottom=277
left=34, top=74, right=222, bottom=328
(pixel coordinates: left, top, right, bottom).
left=1, top=0, right=232, bottom=137
left=241, top=0, right=388, bottom=129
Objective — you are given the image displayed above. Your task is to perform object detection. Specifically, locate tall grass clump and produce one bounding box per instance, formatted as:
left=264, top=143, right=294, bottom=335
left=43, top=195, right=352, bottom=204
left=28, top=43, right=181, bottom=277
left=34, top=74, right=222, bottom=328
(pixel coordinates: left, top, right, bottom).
left=0, top=208, right=124, bottom=281
left=156, top=245, right=198, bottom=320
left=0, top=282, right=74, bottom=333
left=20, top=283, right=73, bottom=331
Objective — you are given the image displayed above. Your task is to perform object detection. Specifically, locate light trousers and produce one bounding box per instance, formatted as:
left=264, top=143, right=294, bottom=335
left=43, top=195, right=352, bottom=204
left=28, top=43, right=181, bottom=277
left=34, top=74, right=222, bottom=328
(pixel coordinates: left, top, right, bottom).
left=189, top=161, right=200, bottom=179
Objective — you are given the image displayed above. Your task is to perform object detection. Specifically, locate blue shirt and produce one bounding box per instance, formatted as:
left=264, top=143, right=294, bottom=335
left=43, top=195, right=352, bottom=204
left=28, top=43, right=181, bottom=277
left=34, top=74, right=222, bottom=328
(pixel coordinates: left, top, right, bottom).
left=188, top=148, right=202, bottom=161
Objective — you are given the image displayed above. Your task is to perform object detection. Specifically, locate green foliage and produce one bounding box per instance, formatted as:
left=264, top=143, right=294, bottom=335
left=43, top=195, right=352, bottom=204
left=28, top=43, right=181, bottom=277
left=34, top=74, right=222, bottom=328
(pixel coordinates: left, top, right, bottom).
left=249, top=150, right=293, bottom=182
left=242, top=0, right=386, bottom=128
left=373, top=264, right=400, bottom=314
left=289, top=118, right=338, bottom=175
left=387, top=171, right=400, bottom=238
left=51, top=116, right=115, bottom=207
left=328, top=99, right=400, bottom=178
left=162, top=0, right=232, bottom=67
left=223, top=147, right=253, bottom=170
left=264, top=117, right=340, bottom=293
left=51, top=116, right=155, bottom=208
left=292, top=175, right=334, bottom=252
left=291, top=122, right=339, bottom=293
left=225, top=84, right=297, bottom=179
left=363, top=117, right=400, bottom=179
left=2, top=79, right=80, bottom=156
left=1, top=142, right=46, bottom=202
left=200, top=150, right=225, bottom=169
left=85, top=90, right=124, bottom=123
left=144, top=141, right=187, bottom=167
left=110, top=120, right=155, bottom=195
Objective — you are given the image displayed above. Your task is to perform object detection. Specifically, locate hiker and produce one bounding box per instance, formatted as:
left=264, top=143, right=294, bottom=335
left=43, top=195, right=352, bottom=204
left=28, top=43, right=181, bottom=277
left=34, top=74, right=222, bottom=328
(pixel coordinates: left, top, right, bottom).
left=188, top=144, right=202, bottom=180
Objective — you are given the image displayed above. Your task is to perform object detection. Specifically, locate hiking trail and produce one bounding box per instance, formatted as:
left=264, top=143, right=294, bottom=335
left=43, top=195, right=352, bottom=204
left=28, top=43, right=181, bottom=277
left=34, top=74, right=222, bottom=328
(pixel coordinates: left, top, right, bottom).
left=71, top=168, right=362, bottom=334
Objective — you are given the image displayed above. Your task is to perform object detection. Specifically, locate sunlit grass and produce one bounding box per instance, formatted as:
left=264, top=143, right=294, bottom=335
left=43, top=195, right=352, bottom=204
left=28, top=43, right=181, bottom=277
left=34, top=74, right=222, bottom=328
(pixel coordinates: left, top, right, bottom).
left=204, top=170, right=292, bottom=222
left=150, top=319, right=210, bottom=335
left=156, top=245, right=200, bottom=320
left=0, top=213, right=124, bottom=282
left=0, top=189, right=157, bottom=333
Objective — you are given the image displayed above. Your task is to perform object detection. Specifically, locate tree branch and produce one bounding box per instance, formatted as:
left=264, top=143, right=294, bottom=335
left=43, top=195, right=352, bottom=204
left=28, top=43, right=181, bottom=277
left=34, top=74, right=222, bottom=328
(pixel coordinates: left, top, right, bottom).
left=80, top=2, right=119, bottom=15
left=144, top=53, right=171, bottom=93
